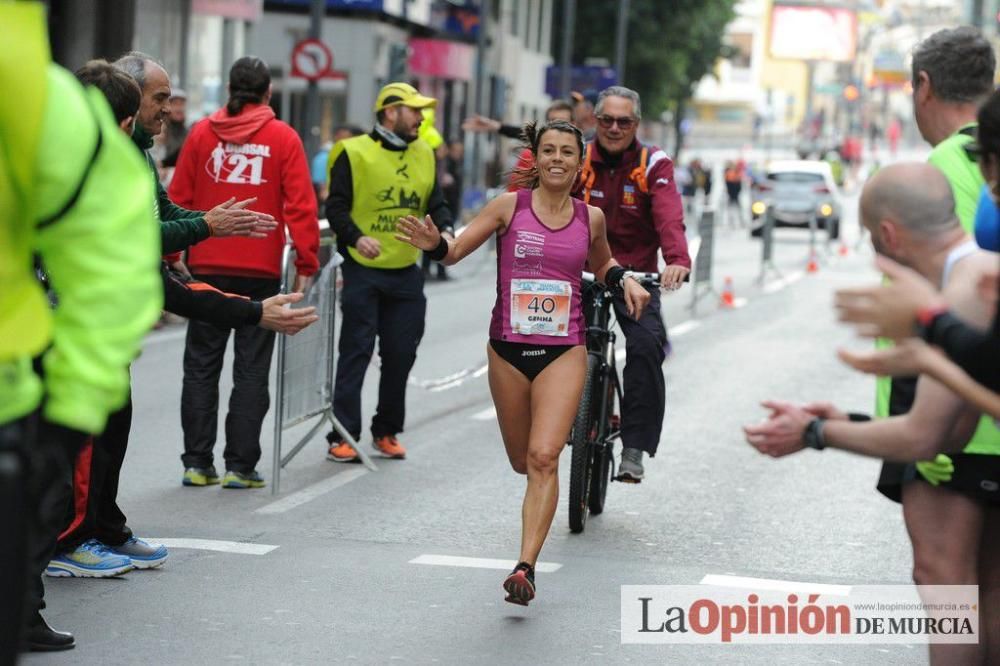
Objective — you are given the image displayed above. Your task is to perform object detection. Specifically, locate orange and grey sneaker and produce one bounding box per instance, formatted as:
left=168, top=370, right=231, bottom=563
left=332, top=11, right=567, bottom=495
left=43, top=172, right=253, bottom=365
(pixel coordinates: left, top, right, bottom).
left=327, top=440, right=359, bottom=463
left=373, top=435, right=407, bottom=459
left=503, top=561, right=536, bottom=606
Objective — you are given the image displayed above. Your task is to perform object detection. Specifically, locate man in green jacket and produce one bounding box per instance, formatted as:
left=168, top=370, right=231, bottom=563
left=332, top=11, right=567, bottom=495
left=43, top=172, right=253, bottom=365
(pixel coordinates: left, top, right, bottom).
left=0, top=2, right=161, bottom=655
left=114, top=51, right=276, bottom=259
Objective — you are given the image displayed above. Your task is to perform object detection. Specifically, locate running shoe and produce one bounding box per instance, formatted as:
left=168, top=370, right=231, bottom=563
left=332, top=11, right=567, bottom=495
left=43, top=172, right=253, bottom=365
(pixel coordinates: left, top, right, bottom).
left=373, top=435, right=407, bottom=459
left=221, top=470, right=266, bottom=489
left=108, top=537, right=168, bottom=569
left=182, top=466, right=220, bottom=487
left=618, top=447, right=644, bottom=482
left=45, top=539, right=134, bottom=578
left=327, top=440, right=359, bottom=463
left=503, top=561, right=536, bottom=606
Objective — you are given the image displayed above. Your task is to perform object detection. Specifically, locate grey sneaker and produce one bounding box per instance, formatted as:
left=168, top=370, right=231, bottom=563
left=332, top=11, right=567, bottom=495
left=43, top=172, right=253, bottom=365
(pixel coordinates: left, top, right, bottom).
left=108, top=537, right=168, bottom=569
left=619, top=448, right=645, bottom=481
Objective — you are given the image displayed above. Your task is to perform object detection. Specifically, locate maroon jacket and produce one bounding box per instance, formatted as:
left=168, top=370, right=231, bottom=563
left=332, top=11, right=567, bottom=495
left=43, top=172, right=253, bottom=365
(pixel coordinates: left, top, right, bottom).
left=574, top=140, right=690, bottom=273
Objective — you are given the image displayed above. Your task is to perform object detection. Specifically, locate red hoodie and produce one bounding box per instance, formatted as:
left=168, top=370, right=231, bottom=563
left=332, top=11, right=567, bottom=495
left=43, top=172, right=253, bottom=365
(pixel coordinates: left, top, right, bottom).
left=169, top=104, right=319, bottom=278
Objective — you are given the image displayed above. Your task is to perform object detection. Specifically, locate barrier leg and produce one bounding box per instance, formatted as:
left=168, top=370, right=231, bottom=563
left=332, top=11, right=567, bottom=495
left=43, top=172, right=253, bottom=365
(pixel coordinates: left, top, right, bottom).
left=329, top=414, right=379, bottom=472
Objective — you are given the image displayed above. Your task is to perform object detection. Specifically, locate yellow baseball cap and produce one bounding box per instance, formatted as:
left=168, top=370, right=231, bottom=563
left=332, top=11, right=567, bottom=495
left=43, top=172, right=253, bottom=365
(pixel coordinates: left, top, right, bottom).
left=374, top=82, right=437, bottom=112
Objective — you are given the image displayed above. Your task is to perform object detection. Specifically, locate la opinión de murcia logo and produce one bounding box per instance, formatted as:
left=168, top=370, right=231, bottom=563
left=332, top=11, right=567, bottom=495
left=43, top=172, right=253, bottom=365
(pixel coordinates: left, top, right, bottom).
left=621, top=585, right=979, bottom=645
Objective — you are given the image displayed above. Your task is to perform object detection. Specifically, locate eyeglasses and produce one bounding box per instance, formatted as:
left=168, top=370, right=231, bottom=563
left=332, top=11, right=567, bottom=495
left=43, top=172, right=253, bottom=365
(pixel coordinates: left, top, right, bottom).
left=596, top=114, right=637, bottom=130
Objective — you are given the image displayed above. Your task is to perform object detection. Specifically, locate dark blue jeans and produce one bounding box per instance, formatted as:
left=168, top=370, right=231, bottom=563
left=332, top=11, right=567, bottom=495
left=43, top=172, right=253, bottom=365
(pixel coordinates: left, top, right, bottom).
left=333, top=259, right=426, bottom=441
left=612, top=289, right=669, bottom=456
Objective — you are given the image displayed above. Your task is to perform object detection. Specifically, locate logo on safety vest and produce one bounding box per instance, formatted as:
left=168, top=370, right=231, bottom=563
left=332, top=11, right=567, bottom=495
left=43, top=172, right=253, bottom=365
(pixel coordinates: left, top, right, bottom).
left=373, top=186, right=422, bottom=212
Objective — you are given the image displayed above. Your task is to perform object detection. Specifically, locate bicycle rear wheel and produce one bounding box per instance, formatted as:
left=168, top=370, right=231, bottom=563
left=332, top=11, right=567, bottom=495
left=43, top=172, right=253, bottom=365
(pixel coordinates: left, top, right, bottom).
left=569, top=354, right=599, bottom=534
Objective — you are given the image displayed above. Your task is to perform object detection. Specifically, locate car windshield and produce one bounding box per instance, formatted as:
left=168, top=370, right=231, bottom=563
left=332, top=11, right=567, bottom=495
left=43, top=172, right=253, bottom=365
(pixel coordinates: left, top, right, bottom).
left=767, top=172, right=825, bottom=183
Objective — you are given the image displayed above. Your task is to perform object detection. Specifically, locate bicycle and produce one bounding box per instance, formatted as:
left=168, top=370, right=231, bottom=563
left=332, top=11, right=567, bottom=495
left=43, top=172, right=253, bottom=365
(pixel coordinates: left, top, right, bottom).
left=568, top=270, right=660, bottom=534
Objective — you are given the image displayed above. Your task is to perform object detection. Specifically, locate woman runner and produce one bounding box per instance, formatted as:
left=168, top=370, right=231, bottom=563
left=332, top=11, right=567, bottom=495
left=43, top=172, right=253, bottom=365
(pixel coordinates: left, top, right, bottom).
left=396, top=120, right=649, bottom=605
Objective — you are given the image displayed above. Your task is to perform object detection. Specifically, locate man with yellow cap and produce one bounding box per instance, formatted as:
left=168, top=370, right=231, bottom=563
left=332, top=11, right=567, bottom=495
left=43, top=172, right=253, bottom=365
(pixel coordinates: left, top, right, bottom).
left=323, top=82, right=454, bottom=462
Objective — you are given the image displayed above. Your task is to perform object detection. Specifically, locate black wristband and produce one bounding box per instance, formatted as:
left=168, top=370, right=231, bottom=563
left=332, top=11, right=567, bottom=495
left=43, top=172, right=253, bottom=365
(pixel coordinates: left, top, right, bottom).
left=427, top=237, right=449, bottom=262
left=604, top=265, right=626, bottom=289
left=803, top=417, right=827, bottom=450
left=848, top=412, right=871, bottom=422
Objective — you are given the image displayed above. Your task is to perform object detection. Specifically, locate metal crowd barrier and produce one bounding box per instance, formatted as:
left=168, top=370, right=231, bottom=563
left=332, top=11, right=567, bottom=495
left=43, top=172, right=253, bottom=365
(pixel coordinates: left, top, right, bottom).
left=271, top=239, right=377, bottom=495
left=687, top=208, right=717, bottom=314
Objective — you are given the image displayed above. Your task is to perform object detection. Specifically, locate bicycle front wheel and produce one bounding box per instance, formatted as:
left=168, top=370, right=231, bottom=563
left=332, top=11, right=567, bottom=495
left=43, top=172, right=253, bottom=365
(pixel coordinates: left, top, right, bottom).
left=569, top=354, right=600, bottom=534
left=588, top=363, right=616, bottom=515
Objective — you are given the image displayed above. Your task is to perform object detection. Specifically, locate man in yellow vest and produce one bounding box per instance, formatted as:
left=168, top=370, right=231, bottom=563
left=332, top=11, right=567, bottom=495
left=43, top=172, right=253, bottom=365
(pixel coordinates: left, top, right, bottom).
left=323, top=82, right=454, bottom=462
left=0, top=2, right=161, bottom=656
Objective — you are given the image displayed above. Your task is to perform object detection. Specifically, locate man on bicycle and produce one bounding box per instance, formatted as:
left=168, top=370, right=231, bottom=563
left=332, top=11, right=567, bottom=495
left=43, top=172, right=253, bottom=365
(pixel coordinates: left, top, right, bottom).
left=574, top=86, right=690, bottom=480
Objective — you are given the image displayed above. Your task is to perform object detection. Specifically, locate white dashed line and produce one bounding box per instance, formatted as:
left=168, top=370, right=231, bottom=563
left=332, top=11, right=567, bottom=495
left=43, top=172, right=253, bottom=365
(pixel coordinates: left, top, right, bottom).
left=409, top=554, right=562, bottom=573
left=471, top=407, right=497, bottom=421
left=152, top=538, right=278, bottom=555
left=700, top=574, right=851, bottom=596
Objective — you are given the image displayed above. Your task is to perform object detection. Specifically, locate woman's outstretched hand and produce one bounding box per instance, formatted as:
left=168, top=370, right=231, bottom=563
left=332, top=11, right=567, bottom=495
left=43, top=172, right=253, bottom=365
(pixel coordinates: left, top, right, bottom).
left=395, top=214, right=441, bottom=251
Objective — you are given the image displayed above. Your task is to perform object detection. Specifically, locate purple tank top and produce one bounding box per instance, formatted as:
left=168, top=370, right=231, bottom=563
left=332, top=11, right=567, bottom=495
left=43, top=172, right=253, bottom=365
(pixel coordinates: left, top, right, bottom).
left=489, top=188, right=591, bottom=345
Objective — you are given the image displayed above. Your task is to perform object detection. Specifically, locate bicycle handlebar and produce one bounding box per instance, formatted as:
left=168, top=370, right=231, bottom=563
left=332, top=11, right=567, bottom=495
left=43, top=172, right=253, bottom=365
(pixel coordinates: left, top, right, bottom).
left=581, top=271, right=661, bottom=287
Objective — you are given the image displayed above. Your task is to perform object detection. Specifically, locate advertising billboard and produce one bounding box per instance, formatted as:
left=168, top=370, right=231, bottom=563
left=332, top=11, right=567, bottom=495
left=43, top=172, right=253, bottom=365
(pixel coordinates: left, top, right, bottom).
left=769, top=3, right=857, bottom=62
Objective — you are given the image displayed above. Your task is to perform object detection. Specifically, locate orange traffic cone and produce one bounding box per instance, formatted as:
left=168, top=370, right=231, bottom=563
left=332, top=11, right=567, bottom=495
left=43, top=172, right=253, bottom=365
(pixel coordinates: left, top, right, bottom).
left=720, top=276, right=735, bottom=307
left=806, top=249, right=819, bottom=273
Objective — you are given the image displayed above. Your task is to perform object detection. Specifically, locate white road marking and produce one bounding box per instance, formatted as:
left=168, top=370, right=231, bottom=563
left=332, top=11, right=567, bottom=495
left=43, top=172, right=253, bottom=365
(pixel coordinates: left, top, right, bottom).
left=152, top=538, right=278, bottom=555
left=762, top=270, right=805, bottom=294
left=671, top=320, right=701, bottom=337
left=472, top=407, right=497, bottom=421
left=409, top=554, right=562, bottom=573
left=700, top=574, right=851, bottom=596
left=255, top=468, right=369, bottom=514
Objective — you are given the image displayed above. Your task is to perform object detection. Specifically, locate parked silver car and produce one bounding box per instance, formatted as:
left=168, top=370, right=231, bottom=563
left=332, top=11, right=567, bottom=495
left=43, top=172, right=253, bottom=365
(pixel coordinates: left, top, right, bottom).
left=750, top=160, right=843, bottom=239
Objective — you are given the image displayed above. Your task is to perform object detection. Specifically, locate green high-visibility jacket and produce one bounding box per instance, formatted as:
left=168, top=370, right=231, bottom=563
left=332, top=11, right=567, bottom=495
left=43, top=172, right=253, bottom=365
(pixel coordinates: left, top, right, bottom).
left=0, top=2, right=162, bottom=434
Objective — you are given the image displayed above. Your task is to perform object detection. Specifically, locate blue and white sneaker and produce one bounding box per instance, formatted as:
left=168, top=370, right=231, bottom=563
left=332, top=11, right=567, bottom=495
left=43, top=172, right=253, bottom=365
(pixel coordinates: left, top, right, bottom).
left=45, top=539, right=134, bottom=578
left=108, top=537, right=168, bottom=569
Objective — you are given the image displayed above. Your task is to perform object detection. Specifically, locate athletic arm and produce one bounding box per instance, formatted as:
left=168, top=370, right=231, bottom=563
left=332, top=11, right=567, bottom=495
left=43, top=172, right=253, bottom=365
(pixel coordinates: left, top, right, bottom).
left=395, top=192, right=514, bottom=265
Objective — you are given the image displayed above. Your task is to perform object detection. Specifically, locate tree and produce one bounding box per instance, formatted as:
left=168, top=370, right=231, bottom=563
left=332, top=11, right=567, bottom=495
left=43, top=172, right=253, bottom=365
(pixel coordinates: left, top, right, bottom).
left=553, top=0, right=736, bottom=157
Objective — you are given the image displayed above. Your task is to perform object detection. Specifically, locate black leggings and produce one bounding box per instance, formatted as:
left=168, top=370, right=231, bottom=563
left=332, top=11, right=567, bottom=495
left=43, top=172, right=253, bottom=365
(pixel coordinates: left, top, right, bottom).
left=489, top=339, right=577, bottom=381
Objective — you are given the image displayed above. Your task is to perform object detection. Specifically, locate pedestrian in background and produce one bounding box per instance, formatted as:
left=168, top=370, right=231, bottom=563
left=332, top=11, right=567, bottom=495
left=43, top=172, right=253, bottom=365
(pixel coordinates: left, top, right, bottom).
left=324, top=82, right=454, bottom=463
left=170, top=56, right=319, bottom=489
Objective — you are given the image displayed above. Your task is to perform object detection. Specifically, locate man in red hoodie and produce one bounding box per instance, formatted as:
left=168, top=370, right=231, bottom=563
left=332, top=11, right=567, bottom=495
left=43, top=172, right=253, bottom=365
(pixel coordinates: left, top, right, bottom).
left=170, top=56, right=319, bottom=489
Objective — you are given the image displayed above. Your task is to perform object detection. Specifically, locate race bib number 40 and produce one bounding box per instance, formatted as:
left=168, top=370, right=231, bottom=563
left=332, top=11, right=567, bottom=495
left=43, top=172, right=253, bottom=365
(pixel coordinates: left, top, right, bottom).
left=510, top=279, right=571, bottom=337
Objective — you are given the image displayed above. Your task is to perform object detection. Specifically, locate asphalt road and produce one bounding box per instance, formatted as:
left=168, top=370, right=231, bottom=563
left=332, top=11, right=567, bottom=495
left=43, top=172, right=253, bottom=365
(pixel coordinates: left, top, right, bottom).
left=25, top=180, right=932, bottom=665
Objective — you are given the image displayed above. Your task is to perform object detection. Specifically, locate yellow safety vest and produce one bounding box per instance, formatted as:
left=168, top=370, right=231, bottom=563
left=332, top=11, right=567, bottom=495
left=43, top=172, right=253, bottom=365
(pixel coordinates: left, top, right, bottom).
left=334, top=134, right=436, bottom=269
